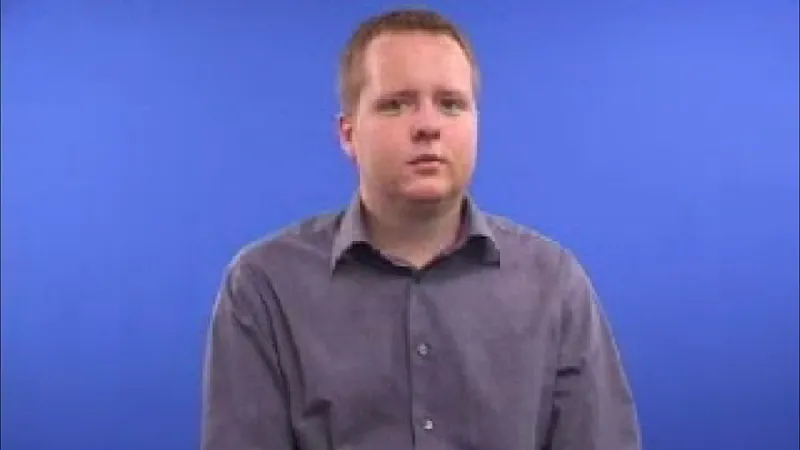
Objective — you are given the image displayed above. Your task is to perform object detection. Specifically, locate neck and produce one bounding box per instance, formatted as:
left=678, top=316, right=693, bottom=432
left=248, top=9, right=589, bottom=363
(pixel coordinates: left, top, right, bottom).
left=359, top=190, right=465, bottom=268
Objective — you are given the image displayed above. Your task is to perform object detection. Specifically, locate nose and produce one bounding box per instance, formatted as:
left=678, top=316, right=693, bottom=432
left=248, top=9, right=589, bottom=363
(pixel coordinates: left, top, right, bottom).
left=410, top=101, right=442, bottom=143
left=411, top=124, right=440, bottom=143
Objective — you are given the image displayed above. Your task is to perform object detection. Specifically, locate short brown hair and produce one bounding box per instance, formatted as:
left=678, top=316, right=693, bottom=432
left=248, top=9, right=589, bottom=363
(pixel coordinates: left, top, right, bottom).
left=338, top=8, right=480, bottom=116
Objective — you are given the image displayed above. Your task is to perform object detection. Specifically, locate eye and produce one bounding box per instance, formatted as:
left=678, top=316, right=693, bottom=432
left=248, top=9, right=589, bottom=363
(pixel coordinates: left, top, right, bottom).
left=375, top=98, right=408, bottom=115
left=439, top=98, right=468, bottom=116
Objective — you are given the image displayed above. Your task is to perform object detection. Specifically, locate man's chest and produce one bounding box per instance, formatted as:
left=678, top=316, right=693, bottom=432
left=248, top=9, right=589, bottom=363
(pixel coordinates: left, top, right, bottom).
left=267, top=269, right=561, bottom=448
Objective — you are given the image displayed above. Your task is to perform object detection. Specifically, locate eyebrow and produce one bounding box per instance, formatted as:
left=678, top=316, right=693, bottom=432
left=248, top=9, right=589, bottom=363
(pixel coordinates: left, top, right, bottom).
left=381, top=88, right=470, bottom=99
left=382, top=89, right=418, bottom=99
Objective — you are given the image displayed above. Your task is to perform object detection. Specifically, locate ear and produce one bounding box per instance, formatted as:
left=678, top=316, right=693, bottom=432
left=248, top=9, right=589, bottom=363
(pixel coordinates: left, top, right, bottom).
left=337, top=112, right=356, bottom=160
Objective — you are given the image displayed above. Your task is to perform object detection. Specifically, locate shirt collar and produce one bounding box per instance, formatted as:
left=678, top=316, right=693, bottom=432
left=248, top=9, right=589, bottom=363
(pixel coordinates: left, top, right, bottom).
left=331, top=194, right=500, bottom=269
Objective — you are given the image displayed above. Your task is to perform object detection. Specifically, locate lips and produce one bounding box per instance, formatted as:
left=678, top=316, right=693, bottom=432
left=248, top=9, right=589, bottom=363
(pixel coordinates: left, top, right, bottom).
left=408, top=154, right=446, bottom=165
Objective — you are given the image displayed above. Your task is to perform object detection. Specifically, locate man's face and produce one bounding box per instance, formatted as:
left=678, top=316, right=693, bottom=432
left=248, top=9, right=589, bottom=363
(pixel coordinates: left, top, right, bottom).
left=339, top=32, right=477, bottom=205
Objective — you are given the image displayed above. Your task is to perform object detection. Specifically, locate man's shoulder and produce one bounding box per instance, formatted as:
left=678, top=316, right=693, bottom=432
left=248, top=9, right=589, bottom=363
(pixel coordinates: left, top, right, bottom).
left=482, top=212, right=592, bottom=292
left=483, top=212, right=568, bottom=261
left=224, top=207, right=581, bottom=277
left=227, top=210, right=342, bottom=272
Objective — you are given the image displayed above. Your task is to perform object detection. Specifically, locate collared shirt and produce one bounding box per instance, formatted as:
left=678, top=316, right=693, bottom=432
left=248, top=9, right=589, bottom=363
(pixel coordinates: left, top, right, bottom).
left=201, top=196, right=641, bottom=450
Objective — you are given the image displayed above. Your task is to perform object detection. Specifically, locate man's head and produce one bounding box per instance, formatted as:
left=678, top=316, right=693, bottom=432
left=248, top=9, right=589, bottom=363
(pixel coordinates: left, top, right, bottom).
left=337, top=9, right=480, bottom=208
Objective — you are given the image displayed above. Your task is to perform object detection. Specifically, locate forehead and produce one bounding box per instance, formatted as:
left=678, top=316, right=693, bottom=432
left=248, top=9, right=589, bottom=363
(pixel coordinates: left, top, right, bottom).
left=360, top=32, right=473, bottom=94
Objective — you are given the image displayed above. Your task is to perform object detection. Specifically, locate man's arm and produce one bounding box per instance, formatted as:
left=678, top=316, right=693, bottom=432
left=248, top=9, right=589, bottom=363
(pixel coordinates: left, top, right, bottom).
left=201, top=259, right=295, bottom=450
left=545, top=251, right=642, bottom=450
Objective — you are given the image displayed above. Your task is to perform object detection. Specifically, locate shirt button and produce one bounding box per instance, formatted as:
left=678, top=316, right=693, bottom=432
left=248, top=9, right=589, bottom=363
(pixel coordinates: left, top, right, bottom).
left=416, top=342, right=430, bottom=357
left=423, top=418, right=434, bottom=431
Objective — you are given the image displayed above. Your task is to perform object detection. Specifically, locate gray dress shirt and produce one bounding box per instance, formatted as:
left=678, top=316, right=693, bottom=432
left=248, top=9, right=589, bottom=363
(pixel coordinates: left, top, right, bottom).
left=201, top=196, right=641, bottom=450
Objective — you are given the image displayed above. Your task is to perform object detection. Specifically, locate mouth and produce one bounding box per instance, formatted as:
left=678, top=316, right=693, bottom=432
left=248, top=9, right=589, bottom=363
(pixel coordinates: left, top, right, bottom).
left=408, top=154, right=446, bottom=166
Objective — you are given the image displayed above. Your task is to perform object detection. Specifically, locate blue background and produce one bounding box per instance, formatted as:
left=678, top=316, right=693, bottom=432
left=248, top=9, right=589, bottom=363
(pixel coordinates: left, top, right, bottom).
left=2, top=1, right=798, bottom=449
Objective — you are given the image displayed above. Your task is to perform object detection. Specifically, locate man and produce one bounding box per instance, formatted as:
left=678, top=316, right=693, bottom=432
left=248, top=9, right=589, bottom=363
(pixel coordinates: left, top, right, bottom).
left=201, top=8, right=641, bottom=450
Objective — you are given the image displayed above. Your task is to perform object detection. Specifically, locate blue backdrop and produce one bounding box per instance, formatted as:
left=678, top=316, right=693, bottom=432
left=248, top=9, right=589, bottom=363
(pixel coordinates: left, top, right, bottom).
left=2, top=1, right=798, bottom=449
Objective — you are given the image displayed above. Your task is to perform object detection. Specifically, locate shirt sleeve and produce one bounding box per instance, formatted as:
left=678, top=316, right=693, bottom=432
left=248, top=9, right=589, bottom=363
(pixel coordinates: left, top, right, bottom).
left=200, top=259, right=295, bottom=450
left=545, top=251, right=642, bottom=450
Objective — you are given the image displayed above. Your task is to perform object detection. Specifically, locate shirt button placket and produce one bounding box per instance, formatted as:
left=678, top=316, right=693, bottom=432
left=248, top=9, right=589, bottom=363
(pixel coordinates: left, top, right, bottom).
left=408, top=273, right=436, bottom=440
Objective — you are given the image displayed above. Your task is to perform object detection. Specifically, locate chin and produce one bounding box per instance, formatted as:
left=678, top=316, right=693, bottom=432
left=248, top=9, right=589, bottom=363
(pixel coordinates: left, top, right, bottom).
left=400, top=183, right=458, bottom=203
left=405, top=193, right=448, bottom=204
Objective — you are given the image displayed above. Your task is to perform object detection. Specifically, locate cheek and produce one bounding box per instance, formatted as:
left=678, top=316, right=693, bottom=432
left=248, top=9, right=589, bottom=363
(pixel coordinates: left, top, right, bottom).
left=355, top=122, right=407, bottom=162
left=446, top=122, right=477, bottom=157
left=445, top=124, right=478, bottom=179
